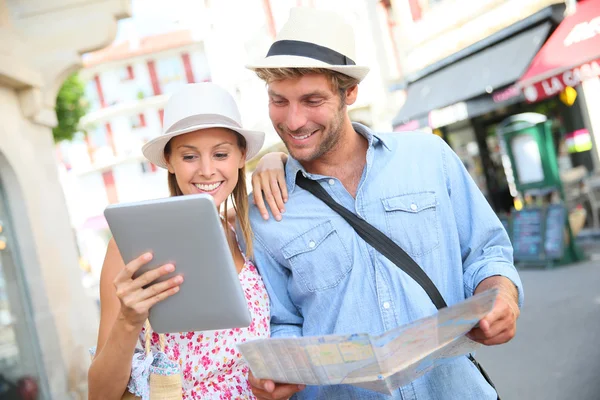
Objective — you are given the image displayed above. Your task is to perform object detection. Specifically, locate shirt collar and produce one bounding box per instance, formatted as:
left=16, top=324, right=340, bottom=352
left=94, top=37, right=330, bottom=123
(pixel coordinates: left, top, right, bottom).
left=285, top=122, right=391, bottom=193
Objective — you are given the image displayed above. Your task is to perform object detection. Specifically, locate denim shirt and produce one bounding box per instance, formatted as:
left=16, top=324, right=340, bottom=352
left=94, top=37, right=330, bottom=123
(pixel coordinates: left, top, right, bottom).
left=247, top=123, right=523, bottom=400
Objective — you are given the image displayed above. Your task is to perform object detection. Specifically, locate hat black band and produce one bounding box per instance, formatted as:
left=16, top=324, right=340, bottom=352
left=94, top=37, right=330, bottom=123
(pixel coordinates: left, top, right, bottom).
left=266, top=40, right=356, bottom=66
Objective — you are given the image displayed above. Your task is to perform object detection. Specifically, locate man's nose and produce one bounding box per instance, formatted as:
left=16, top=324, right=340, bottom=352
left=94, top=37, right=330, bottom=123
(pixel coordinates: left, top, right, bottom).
left=285, top=104, right=308, bottom=132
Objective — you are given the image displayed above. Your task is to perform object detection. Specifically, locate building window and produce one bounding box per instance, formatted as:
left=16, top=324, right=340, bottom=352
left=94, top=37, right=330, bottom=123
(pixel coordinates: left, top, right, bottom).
left=410, top=0, right=446, bottom=21
left=120, top=65, right=135, bottom=81
left=102, top=170, right=119, bottom=204
left=158, top=109, right=164, bottom=127
left=181, top=53, right=196, bottom=83
left=156, top=57, right=187, bottom=95
left=89, top=125, right=108, bottom=148
left=147, top=60, right=162, bottom=96
left=85, top=80, right=102, bottom=110
left=140, top=161, right=158, bottom=174
left=130, top=113, right=147, bottom=129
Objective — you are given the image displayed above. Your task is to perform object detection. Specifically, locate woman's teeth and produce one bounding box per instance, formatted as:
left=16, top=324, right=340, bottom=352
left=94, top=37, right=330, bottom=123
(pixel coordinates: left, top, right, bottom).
left=194, top=182, right=222, bottom=191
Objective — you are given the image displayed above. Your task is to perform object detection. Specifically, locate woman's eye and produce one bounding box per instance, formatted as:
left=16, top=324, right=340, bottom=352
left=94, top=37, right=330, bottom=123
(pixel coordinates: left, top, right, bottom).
left=214, top=153, right=229, bottom=159
left=182, top=155, right=196, bottom=161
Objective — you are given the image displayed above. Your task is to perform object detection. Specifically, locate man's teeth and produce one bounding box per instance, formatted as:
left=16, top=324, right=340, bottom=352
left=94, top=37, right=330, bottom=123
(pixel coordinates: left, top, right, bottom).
left=291, top=132, right=313, bottom=140
left=195, top=182, right=222, bottom=191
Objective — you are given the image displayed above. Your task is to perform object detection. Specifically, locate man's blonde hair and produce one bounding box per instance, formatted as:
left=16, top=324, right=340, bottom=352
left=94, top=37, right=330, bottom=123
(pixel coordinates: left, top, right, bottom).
left=254, top=67, right=359, bottom=101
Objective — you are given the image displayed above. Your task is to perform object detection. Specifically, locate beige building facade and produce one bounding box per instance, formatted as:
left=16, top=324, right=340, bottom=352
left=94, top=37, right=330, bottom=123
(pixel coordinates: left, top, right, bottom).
left=0, top=1, right=130, bottom=398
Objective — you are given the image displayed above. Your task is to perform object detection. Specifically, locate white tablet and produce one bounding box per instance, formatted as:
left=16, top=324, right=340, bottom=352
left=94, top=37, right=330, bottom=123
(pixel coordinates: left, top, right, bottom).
left=104, top=194, right=251, bottom=334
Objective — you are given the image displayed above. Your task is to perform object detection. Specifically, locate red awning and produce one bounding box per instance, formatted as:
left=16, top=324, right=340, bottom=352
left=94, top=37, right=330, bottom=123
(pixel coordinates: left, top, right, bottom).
left=518, top=0, right=600, bottom=103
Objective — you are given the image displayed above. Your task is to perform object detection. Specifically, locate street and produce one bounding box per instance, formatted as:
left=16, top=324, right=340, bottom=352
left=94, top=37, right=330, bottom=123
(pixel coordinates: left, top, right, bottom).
left=477, top=255, right=600, bottom=400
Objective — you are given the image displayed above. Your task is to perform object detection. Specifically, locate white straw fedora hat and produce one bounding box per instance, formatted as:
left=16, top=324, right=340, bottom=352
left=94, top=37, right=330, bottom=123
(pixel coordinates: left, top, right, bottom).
left=246, top=7, right=370, bottom=82
left=142, top=83, right=265, bottom=169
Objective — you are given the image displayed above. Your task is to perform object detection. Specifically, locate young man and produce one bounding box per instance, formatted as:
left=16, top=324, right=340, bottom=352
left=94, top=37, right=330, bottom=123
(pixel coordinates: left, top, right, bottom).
left=245, top=7, right=522, bottom=400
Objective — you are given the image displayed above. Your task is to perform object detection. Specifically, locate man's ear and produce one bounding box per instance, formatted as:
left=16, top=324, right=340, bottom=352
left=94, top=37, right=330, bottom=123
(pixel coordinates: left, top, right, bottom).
left=345, top=84, right=358, bottom=106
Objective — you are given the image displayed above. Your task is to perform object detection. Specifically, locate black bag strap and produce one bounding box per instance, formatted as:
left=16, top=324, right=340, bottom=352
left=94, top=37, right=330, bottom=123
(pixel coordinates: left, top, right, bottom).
left=295, top=174, right=500, bottom=399
left=296, top=174, right=447, bottom=309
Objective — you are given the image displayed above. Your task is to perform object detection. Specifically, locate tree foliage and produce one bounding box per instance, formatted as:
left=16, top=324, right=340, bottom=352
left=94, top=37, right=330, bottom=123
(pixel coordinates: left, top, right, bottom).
left=53, top=73, right=89, bottom=142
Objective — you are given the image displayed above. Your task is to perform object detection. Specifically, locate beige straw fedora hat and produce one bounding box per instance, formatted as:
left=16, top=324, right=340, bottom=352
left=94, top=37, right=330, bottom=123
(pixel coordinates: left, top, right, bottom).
left=142, top=83, right=265, bottom=169
left=246, top=7, right=370, bottom=82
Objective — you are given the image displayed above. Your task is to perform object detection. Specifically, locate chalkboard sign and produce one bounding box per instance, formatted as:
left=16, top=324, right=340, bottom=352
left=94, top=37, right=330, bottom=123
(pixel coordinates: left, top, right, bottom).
left=498, top=214, right=511, bottom=239
left=511, top=208, right=544, bottom=261
left=544, top=205, right=566, bottom=260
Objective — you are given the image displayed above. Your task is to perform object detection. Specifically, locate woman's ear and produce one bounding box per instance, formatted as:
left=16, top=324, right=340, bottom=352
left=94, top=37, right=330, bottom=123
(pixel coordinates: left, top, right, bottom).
left=238, top=148, right=247, bottom=169
left=165, top=155, right=175, bottom=174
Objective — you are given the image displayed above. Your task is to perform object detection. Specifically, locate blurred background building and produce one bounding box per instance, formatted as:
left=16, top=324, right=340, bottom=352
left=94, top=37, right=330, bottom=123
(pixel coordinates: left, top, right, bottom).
left=1, top=0, right=599, bottom=398
left=0, top=1, right=130, bottom=398
left=389, top=0, right=600, bottom=216
left=55, top=0, right=407, bottom=308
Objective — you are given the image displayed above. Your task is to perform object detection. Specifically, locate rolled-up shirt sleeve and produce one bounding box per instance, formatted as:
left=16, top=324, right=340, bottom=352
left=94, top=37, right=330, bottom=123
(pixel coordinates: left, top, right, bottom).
left=441, top=138, right=524, bottom=307
left=253, top=233, right=303, bottom=338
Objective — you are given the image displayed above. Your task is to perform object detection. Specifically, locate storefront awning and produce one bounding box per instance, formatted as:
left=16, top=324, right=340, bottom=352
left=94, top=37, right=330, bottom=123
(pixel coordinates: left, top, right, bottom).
left=393, top=22, right=552, bottom=126
left=518, top=0, right=600, bottom=103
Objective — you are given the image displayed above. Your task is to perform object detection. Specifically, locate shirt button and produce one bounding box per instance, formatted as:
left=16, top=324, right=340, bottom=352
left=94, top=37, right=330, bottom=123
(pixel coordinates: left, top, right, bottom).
left=328, top=179, right=335, bottom=185
left=308, top=240, right=316, bottom=249
left=383, top=302, right=391, bottom=309
left=410, top=203, right=418, bottom=211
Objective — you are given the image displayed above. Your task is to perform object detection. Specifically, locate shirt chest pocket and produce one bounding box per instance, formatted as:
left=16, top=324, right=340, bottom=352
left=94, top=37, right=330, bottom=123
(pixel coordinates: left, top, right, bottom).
left=282, top=221, right=352, bottom=293
left=382, top=192, right=440, bottom=257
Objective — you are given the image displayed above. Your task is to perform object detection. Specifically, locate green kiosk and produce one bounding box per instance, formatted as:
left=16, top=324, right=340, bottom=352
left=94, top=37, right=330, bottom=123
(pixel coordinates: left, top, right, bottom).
left=496, top=113, right=585, bottom=268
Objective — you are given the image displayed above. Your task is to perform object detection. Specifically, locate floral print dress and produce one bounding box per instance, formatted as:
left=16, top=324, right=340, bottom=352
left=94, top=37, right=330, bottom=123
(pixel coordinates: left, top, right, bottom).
left=141, top=255, right=270, bottom=400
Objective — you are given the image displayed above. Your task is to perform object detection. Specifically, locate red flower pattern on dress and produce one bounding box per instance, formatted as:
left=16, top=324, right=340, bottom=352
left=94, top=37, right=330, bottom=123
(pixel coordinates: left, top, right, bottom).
left=141, top=261, right=270, bottom=399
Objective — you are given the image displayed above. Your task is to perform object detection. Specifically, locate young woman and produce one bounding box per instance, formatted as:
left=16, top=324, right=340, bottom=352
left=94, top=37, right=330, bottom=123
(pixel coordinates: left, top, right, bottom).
left=88, top=83, right=271, bottom=400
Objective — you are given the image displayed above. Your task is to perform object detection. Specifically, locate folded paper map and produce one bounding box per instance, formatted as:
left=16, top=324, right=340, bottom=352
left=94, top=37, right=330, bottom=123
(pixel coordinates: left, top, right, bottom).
left=238, top=289, right=497, bottom=395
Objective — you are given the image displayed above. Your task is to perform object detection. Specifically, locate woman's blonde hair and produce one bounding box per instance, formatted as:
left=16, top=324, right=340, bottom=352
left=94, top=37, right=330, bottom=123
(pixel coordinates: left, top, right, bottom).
left=253, top=67, right=359, bottom=102
left=164, top=130, right=253, bottom=257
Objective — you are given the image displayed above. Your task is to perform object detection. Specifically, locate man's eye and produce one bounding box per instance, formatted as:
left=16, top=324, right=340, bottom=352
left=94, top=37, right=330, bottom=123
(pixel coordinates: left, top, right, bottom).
left=307, top=101, right=322, bottom=106
left=271, top=99, right=286, bottom=106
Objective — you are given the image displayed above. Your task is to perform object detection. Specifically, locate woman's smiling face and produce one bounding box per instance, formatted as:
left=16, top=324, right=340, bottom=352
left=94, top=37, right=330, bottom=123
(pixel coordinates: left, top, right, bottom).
left=165, top=128, right=246, bottom=208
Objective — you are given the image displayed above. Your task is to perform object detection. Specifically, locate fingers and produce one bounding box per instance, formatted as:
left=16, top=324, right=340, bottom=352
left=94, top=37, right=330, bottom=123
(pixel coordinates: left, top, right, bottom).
left=137, top=284, right=181, bottom=311
left=263, top=173, right=284, bottom=222
left=252, top=383, right=305, bottom=399
left=270, top=384, right=305, bottom=399
left=252, top=170, right=287, bottom=222
left=249, top=374, right=305, bottom=400
left=136, top=274, right=183, bottom=303
left=467, top=296, right=518, bottom=345
left=277, top=169, right=289, bottom=204
left=115, top=252, right=153, bottom=284
left=120, top=273, right=182, bottom=310
left=468, top=325, right=516, bottom=346
left=129, top=263, right=175, bottom=291
left=252, top=175, right=270, bottom=221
